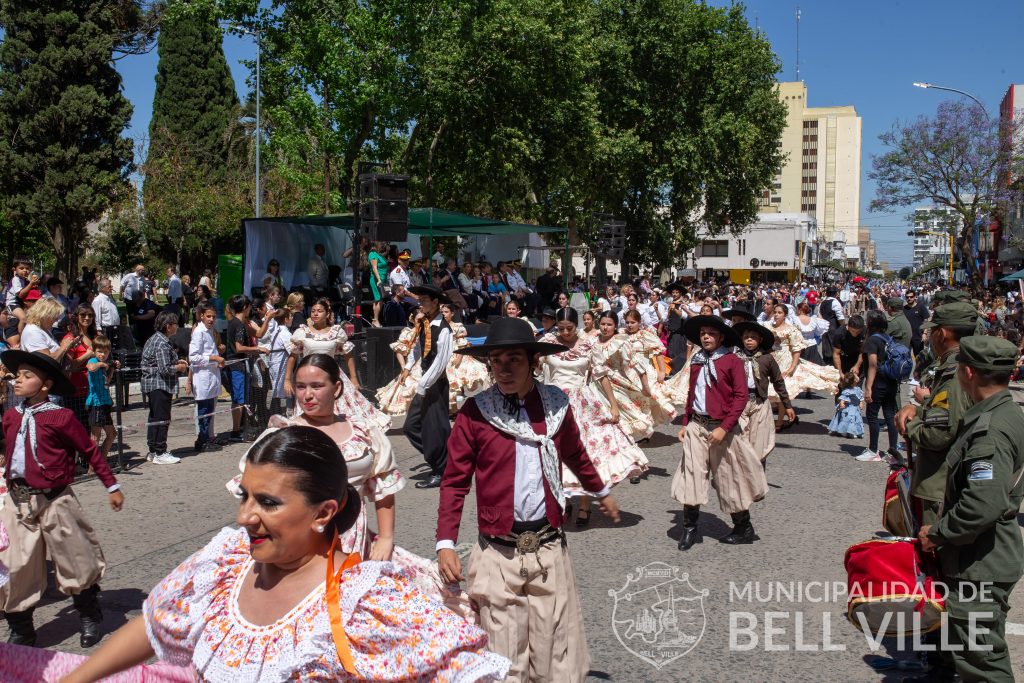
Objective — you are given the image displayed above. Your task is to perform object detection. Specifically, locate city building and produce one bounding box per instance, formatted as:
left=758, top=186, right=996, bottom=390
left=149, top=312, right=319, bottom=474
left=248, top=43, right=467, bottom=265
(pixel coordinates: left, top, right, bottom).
left=760, top=82, right=863, bottom=248
left=692, top=212, right=818, bottom=284
left=998, top=83, right=1024, bottom=274
left=911, top=206, right=956, bottom=276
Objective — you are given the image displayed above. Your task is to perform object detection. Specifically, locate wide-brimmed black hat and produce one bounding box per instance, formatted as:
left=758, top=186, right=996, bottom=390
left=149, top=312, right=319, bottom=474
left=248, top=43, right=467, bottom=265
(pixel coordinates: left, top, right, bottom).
left=455, top=317, right=566, bottom=358
left=683, top=315, right=741, bottom=349
left=721, top=306, right=756, bottom=322
left=408, top=284, right=452, bottom=305
left=732, top=321, right=775, bottom=352
left=0, top=350, right=75, bottom=396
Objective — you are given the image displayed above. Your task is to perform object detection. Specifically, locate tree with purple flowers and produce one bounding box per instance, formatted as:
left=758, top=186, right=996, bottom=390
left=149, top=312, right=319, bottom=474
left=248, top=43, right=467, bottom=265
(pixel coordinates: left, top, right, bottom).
left=870, top=100, right=1024, bottom=261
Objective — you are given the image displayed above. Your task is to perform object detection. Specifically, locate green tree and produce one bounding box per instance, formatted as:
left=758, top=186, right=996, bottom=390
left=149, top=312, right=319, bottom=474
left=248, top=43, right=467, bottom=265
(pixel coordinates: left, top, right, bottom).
left=0, top=0, right=138, bottom=281
left=95, top=194, right=147, bottom=276
left=871, top=100, right=1024, bottom=262
left=147, top=9, right=239, bottom=168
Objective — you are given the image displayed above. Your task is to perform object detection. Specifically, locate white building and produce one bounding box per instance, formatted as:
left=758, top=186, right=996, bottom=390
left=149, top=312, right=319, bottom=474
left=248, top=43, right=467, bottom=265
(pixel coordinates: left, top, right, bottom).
left=911, top=206, right=956, bottom=272
left=689, top=212, right=818, bottom=284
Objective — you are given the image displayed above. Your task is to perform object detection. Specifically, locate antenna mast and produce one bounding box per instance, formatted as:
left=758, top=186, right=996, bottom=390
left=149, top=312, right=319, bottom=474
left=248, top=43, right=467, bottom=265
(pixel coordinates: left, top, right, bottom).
left=795, top=7, right=801, bottom=81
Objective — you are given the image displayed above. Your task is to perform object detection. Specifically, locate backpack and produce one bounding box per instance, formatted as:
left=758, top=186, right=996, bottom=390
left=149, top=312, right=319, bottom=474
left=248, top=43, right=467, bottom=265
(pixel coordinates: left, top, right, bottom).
left=872, top=333, right=913, bottom=382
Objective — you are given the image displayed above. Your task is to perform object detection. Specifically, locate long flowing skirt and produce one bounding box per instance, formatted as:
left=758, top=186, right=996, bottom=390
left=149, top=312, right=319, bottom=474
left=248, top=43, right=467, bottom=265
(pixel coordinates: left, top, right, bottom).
left=0, top=645, right=194, bottom=682
left=338, top=373, right=392, bottom=430
left=447, top=357, right=491, bottom=414
left=375, top=365, right=421, bottom=416
left=561, top=384, right=649, bottom=495
left=770, top=352, right=840, bottom=398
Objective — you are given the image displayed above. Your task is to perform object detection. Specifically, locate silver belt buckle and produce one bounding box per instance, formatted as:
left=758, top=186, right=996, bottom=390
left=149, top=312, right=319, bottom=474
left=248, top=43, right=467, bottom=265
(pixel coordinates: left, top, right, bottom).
left=515, top=530, right=542, bottom=555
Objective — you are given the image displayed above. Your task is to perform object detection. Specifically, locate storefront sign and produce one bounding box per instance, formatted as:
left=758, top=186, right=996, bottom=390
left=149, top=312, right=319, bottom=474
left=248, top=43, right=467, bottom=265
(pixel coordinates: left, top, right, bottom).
left=749, top=258, right=788, bottom=268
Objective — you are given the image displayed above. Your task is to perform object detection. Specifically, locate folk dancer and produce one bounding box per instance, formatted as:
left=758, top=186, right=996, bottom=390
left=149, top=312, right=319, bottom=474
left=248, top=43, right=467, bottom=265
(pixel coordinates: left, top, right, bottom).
left=402, top=284, right=454, bottom=489
left=732, top=321, right=794, bottom=470
left=0, top=351, right=125, bottom=648
left=436, top=317, right=620, bottom=682
left=671, top=315, right=767, bottom=550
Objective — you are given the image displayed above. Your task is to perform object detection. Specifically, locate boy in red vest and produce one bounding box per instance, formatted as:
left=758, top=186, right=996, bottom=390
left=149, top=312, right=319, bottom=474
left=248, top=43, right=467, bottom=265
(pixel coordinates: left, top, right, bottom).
left=0, top=350, right=125, bottom=647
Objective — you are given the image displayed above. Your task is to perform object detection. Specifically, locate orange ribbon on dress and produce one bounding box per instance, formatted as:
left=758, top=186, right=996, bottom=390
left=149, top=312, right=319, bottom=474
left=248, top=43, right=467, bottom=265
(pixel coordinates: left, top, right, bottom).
left=326, top=530, right=361, bottom=675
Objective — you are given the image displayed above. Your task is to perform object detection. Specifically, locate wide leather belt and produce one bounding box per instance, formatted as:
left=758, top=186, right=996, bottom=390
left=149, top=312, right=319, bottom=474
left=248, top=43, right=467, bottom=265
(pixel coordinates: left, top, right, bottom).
left=690, top=413, right=722, bottom=429
left=484, top=523, right=564, bottom=580
left=8, top=478, right=66, bottom=504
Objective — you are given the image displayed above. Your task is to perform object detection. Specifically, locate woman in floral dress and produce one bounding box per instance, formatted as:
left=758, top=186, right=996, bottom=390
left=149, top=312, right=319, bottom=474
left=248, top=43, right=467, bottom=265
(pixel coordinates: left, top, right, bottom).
left=230, top=354, right=474, bottom=620
left=374, top=321, right=420, bottom=416
left=768, top=304, right=840, bottom=427
left=580, top=309, right=600, bottom=339
left=285, top=297, right=390, bottom=430
left=590, top=311, right=659, bottom=441
left=620, top=309, right=678, bottom=426
left=442, top=304, right=491, bottom=413
left=541, top=309, right=648, bottom=526
left=46, top=427, right=507, bottom=683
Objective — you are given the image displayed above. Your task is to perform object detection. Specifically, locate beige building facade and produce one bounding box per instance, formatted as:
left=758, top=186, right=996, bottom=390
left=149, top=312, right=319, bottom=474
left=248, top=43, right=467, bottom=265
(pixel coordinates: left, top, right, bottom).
left=761, top=82, right=863, bottom=251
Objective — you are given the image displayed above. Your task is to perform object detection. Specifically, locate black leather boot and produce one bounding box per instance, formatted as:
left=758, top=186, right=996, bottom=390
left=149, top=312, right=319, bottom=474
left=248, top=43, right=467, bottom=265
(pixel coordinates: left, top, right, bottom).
left=720, top=510, right=756, bottom=544
left=677, top=505, right=701, bottom=550
left=73, top=585, right=103, bottom=648
left=5, top=609, right=37, bottom=646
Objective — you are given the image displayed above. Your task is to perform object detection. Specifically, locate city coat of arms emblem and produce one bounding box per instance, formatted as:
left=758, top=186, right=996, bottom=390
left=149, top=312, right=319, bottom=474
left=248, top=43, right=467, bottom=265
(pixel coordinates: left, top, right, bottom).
left=608, top=562, right=709, bottom=669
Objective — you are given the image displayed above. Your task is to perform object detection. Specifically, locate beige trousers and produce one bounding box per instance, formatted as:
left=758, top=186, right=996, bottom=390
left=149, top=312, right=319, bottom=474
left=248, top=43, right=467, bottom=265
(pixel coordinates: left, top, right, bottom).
left=467, top=536, right=590, bottom=683
left=0, top=489, right=107, bottom=613
left=671, top=419, right=768, bottom=514
left=739, top=398, right=776, bottom=461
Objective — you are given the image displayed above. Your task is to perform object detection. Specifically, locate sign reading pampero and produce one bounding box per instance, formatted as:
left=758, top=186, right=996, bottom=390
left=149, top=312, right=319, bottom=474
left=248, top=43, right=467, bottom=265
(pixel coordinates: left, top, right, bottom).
left=750, top=258, right=789, bottom=269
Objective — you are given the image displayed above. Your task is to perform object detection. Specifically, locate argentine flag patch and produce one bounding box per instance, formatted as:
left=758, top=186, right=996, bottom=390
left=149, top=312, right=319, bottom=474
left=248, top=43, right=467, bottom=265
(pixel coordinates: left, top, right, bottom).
left=968, top=460, right=994, bottom=481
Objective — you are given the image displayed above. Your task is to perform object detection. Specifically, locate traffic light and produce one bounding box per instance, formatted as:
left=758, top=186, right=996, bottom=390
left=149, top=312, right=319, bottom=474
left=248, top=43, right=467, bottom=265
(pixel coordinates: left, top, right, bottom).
left=358, top=173, right=409, bottom=242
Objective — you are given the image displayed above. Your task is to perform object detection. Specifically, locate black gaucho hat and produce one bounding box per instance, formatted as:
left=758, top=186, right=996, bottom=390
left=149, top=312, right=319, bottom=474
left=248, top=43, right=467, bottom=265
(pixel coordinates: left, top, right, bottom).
left=683, top=315, right=741, bottom=349
left=408, top=284, right=452, bottom=305
left=720, top=305, right=756, bottom=323
left=455, top=317, right=566, bottom=358
left=731, top=321, right=776, bottom=352
left=0, top=350, right=75, bottom=397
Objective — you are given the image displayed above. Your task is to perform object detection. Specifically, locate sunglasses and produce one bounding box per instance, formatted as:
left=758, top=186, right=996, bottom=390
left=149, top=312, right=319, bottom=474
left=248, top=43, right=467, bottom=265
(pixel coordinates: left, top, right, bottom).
left=79, top=313, right=94, bottom=318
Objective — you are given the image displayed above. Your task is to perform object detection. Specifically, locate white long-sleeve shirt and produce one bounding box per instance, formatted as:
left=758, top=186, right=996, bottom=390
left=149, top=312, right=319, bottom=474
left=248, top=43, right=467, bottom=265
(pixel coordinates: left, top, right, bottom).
left=188, top=325, right=222, bottom=401
left=92, top=292, right=120, bottom=328
left=404, top=316, right=454, bottom=395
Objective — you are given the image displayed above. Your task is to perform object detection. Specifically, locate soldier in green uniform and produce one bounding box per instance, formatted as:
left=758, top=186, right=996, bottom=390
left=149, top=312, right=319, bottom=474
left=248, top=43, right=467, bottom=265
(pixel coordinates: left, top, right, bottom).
left=918, top=336, right=1024, bottom=683
left=896, top=302, right=977, bottom=526
left=915, top=290, right=983, bottom=382
left=885, top=297, right=913, bottom=348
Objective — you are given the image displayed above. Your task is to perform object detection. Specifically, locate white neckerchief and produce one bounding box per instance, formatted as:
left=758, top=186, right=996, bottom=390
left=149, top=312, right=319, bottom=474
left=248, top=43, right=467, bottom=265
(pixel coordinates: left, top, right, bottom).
left=475, top=383, right=570, bottom=510
left=691, top=345, right=730, bottom=385
left=15, top=400, right=62, bottom=472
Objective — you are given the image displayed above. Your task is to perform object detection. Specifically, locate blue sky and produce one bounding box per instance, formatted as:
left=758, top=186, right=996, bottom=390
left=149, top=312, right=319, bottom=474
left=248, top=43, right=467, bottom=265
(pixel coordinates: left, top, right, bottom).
left=115, top=1, right=1024, bottom=267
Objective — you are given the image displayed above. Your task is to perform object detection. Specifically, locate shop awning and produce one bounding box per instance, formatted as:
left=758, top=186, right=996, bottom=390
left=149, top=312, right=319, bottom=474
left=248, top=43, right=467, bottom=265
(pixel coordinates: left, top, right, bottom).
left=999, top=268, right=1024, bottom=282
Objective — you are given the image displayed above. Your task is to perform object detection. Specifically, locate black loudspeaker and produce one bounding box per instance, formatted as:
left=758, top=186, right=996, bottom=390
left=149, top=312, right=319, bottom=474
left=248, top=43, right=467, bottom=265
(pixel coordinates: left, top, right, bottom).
left=596, top=219, right=626, bottom=260
left=359, top=326, right=405, bottom=396
left=359, top=173, right=409, bottom=242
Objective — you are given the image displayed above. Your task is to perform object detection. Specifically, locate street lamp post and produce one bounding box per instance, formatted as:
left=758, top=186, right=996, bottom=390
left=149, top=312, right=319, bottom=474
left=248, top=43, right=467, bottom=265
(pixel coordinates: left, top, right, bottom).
left=223, top=22, right=262, bottom=217
left=912, top=82, right=988, bottom=119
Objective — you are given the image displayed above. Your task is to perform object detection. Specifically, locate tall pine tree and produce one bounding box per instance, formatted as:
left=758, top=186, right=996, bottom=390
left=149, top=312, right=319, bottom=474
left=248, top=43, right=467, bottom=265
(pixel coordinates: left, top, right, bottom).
left=147, top=10, right=239, bottom=168
left=144, top=10, right=246, bottom=271
left=0, top=0, right=137, bottom=281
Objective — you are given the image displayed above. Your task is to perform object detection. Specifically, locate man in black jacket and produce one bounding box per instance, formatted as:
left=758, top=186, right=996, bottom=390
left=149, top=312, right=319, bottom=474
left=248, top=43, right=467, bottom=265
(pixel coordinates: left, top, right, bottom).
left=902, top=289, right=930, bottom=356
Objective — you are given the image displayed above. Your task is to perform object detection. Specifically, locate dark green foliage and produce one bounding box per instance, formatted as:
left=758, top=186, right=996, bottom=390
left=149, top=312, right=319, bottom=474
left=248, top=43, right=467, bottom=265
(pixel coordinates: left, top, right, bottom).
left=148, top=10, right=239, bottom=169
left=0, top=0, right=137, bottom=281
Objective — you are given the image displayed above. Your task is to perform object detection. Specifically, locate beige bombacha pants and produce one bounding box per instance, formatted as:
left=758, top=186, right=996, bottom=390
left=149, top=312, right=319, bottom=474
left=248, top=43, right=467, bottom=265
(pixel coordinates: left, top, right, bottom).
left=740, top=397, right=776, bottom=461
left=467, top=535, right=590, bottom=683
left=671, top=419, right=768, bottom=513
left=0, top=488, right=107, bottom=613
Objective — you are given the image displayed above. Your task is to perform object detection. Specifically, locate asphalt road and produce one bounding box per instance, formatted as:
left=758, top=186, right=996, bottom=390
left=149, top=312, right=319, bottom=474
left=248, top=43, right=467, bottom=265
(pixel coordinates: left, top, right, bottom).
left=5, top=387, right=1024, bottom=682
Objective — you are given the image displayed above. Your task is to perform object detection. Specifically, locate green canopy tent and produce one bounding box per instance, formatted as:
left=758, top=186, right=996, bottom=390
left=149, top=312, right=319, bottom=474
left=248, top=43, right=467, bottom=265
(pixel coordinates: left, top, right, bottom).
left=999, top=268, right=1024, bottom=282
left=242, top=208, right=570, bottom=292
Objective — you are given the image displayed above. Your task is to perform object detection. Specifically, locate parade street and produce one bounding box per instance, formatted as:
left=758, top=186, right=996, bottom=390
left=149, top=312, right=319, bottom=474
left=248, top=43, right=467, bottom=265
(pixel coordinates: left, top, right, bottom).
left=6, top=389, right=1024, bottom=682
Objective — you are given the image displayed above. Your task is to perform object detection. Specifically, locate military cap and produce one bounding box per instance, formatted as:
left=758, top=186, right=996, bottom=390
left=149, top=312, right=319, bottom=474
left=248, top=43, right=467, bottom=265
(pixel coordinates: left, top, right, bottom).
left=956, top=335, right=1019, bottom=374
left=922, top=301, right=979, bottom=330
left=931, top=289, right=971, bottom=305
left=886, top=297, right=905, bottom=309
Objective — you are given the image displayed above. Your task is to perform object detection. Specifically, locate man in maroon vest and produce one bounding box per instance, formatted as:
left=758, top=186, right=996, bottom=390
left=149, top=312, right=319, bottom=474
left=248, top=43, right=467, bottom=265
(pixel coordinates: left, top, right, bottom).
left=436, top=317, right=620, bottom=682
left=671, top=315, right=767, bottom=550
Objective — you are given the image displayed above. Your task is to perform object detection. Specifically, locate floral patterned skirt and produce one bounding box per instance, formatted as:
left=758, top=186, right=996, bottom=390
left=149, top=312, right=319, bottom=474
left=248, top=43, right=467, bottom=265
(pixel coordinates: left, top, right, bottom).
left=374, top=366, right=420, bottom=417
left=561, top=384, right=649, bottom=495
left=0, top=644, right=195, bottom=682
left=338, top=374, right=392, bottom=431
left=447, top=357, right=491, bottom=413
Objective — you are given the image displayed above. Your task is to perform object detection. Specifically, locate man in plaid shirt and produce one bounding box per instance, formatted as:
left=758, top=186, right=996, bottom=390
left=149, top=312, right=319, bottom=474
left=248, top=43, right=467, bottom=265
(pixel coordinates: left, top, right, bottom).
left=141, top=311, right=188, bottom=464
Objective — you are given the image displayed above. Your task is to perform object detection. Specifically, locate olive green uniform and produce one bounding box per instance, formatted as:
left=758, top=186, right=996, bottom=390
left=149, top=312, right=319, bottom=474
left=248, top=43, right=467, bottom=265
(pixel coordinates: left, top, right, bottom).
left=906, top=348, right=972, bottom=526
left=927, top=338, right=1024, bottom=682
left=886, top=311, right=912, bottom=348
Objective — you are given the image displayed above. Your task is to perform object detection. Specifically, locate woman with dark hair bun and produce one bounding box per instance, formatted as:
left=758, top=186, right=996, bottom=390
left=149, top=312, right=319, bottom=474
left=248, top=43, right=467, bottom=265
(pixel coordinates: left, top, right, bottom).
left=540, top=307, right=648, bottom=525
left=56, top=425, right=509, bottom=682
left=285, top=297, right=390, bottom=431
left=228, top=353, right=477, bottom=616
